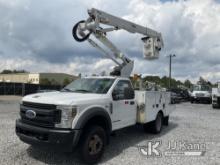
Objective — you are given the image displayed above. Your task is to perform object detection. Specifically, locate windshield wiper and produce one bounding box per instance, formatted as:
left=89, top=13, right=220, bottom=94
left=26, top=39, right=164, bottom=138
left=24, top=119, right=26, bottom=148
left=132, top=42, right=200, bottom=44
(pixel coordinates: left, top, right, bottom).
left=73, top=89, right=92, bottom=93
left=61, top=88, right=73, bottom=92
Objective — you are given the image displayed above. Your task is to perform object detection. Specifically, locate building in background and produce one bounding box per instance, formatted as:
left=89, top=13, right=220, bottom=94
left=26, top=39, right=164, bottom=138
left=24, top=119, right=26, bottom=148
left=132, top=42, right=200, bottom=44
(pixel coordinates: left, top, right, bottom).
left=0, top=73, right=78, bottom=86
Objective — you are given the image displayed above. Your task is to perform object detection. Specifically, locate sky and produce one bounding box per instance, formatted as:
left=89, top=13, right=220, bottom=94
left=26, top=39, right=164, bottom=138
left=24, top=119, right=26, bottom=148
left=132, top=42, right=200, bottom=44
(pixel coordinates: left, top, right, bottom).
left=0, top=0, right=220, bottom=83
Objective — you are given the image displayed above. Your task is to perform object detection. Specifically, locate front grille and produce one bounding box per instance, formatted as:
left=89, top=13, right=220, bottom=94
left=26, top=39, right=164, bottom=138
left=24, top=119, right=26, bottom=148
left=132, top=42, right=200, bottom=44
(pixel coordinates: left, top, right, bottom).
left=22, top=101, right=56, bottom=110
left=196, top=93, right=204, bottom=97
left=20, top=102, right=61, bottom=128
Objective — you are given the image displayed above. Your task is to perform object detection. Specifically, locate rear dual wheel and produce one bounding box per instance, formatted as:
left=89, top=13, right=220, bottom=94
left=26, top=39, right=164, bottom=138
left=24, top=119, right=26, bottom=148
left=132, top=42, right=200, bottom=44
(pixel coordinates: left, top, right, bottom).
left=212, top=104, right=219, bottom=109
left=143, top=113, right=163, bottom=134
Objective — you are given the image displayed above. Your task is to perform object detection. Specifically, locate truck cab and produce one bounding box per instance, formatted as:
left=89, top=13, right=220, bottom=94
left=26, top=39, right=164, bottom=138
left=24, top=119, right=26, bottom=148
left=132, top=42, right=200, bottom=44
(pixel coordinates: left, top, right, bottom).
left=16, top=76, right=172, bottom=163
left=190, top=84, right=212, bottom=104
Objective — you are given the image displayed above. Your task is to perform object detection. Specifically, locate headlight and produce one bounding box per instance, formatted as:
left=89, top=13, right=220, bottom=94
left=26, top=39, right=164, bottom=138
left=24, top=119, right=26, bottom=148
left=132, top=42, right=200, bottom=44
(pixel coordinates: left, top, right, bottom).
left=191, top=93, right=195, bottom=97
left=205, top=93, right=211, bottom=97
left=55, top=105, right=77, bottom=128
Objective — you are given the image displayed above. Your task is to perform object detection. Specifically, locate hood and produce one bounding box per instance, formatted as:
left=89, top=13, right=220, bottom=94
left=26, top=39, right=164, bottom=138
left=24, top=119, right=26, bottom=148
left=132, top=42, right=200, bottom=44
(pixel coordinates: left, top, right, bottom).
left=191, top=90, right=211, bottom=97
left=22, top=91, right=107, bottom=105
left=192, top=91, right=210, bottom=94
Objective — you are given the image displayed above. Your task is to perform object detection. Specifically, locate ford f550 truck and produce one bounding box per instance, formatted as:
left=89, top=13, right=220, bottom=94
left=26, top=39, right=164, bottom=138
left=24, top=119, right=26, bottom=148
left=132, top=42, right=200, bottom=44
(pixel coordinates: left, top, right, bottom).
left=16, top=8, right=174, bottom=163
left=16, top=76, right=173, bottom=163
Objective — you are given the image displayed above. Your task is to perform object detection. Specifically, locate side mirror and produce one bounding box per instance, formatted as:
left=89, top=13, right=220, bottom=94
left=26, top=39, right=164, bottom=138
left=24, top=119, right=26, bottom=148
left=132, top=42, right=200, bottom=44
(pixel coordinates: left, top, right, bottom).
left=124, top=87, right=135, bottom=99
left=112, top=90, right=119, bottom=100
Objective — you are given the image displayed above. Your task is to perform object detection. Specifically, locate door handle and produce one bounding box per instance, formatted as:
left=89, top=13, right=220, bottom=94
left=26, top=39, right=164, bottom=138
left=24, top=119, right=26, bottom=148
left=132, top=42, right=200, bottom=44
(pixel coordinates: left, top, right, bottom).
left=130, top=101, right=135, bottom=105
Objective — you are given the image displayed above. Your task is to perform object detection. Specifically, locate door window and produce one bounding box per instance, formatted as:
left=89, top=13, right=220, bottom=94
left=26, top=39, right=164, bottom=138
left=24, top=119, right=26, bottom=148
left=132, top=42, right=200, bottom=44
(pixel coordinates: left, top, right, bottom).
left=113, top=80, right=133, bottom=100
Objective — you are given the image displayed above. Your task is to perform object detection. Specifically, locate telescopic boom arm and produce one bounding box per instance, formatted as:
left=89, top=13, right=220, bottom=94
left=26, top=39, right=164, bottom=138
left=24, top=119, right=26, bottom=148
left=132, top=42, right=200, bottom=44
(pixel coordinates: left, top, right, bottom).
left=72, top=8, right=163, bottom=77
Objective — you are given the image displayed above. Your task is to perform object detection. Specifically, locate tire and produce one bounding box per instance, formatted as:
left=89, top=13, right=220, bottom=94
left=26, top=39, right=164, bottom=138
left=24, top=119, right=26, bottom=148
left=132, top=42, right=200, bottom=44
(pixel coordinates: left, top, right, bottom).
left=212, top=104, right=218, bottom=109
left=143, top=113, right=163, bottom=134
left=79, top=125, right=106, bottom=164
left=143, top=123, right=151, bottom=133
left=163, top=116, right=169, bottom=126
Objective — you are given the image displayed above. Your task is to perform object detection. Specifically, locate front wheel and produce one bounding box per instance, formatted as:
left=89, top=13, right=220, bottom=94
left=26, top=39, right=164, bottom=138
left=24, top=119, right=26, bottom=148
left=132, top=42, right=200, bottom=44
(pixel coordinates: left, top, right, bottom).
left=212, top=104, right=218, bottom=109
left=79, top=125, right=106, bottom=164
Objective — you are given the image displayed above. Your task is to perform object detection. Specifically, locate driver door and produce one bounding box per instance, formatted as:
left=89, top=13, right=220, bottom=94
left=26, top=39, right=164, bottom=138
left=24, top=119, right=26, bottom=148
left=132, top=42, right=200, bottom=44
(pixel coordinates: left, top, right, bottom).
left=111, top=80, right=136, bottom=130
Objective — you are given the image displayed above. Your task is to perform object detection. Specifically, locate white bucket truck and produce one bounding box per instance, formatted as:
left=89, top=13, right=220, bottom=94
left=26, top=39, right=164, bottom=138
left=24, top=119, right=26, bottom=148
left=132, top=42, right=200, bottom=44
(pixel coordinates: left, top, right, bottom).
left=190, top=84, right=212, bottom=104
left=212, top=81, right=220, bottom=108
left=16, top=8, right=174, bottom=164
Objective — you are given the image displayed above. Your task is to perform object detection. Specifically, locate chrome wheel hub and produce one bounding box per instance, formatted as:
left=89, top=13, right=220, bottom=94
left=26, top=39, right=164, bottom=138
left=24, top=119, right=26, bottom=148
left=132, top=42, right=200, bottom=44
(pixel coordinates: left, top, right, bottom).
left=88, top=134, right=103, bottom=155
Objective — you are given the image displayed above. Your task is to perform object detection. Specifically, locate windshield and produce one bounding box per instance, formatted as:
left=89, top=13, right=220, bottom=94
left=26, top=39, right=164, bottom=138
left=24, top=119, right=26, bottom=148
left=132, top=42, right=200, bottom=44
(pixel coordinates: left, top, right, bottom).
left=193, top=85, right=210, bottom=91
left=61, top=78, right=115, bottom=94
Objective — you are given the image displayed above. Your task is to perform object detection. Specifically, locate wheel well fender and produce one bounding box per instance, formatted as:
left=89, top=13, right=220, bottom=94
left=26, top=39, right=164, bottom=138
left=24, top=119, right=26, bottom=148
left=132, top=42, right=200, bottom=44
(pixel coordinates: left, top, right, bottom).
left=74, top=107, right=112, bottom=134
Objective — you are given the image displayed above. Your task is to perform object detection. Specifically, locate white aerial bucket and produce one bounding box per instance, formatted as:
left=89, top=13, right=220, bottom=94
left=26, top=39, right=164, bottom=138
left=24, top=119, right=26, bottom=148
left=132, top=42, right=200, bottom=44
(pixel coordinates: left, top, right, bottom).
left=142, top=37, right=162, bottom=60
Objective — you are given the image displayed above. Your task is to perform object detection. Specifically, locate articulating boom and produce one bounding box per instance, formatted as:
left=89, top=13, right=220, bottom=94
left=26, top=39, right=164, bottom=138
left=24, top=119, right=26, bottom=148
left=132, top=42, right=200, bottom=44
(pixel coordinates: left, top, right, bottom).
left=72, top=8, right=164, bottom=77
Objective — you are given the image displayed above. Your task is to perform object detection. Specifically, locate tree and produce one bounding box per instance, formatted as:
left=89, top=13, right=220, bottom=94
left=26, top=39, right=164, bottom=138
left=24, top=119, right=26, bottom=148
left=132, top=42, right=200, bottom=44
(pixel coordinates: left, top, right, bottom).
left=143, top=76, right=161, bottom=85
left=1, top=70, right=12, bottom=74
left=197, top=77, right=207, bottom=85
left=50, top=79, right=59, bottom=85
left=63, top=78, right=70, bottom=86
left=161, top=76, right=169, bottom=88
left=40, top=78, right=51, bottom=85
left=1, top=69, right=28, bottom=74
left=141, top=75, right=187, bottom=89
left=184, top=79, right=192, bottom=88
left=207, top=81, right=212, bottom=86
left=197, top=77, right=213, bottom=86
left=100, top=71, right=107, bottom=76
